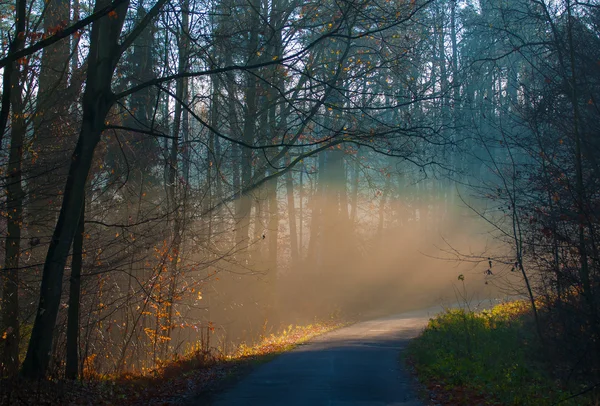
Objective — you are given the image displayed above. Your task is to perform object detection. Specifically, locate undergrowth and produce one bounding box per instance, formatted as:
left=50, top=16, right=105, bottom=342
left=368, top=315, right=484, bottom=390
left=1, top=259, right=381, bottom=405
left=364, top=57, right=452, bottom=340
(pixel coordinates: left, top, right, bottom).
left=406, top=301, right=591, bottom=406
left=0, top=320, right=345, bottom=405
left=110, top=320, right=346, bottom=404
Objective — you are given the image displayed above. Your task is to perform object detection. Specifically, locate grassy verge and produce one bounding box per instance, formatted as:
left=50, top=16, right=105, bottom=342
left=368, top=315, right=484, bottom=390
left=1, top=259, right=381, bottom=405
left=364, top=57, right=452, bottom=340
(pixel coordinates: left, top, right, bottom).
left=405, top=301, right=589, bottom=406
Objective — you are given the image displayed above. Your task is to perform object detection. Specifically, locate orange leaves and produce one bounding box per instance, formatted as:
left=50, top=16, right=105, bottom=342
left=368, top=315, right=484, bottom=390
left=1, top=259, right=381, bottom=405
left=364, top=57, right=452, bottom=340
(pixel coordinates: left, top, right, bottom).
left=82, top=354, right=98, bottom=379
left=20, top=21, right=68, bottom=46
left=143, top=327, right=171, bottom=342
left=108, top=10, right=118, bottom=19
left=46, top=21, right=68, bottom=36
left=28, top=31, right=43, bottom=41
left=70, top=321, right=342, bottom=404
left=1, top=327, right=12, bottom=339
left=233, top=322, right=341, bottom=359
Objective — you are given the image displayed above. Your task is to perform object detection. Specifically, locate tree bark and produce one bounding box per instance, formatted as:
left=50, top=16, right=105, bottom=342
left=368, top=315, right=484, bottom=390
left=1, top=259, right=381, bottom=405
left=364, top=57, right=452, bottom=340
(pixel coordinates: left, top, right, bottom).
left=21, top=0, right=129, bottom=379
left=29, top=0, right=72, bottom=242
left=378, top=171, right=392, bottom=235
left=349, top=155, right=359, bottom=224
left=286, top=163, right=299, bottom=263
left=266, top=176, right=279, bottom=313
left=1, top=0, right=26, bottom=373
left=0, top=0, right=26, bottom=148
left=65, top=196, right=84, bottom=379
left=235, top=1, right=260, bottom=253
left=164, top=0, right=189, bottom=352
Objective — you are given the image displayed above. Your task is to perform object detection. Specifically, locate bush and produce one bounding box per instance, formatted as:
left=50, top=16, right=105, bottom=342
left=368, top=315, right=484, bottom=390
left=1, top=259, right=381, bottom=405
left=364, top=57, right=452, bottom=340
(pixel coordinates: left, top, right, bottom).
left=406, top=302, right=588, bottom=405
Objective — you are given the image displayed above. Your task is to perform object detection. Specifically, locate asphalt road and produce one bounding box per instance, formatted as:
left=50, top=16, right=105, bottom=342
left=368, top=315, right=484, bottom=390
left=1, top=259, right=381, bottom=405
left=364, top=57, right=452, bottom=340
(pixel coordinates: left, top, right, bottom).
left=209, top=307, right=446, bottom=406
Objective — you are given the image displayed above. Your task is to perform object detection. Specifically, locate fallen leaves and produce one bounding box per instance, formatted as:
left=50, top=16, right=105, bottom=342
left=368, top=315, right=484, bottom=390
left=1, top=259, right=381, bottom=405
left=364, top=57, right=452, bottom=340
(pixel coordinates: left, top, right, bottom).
left=0, top=321, right=344, bottom=405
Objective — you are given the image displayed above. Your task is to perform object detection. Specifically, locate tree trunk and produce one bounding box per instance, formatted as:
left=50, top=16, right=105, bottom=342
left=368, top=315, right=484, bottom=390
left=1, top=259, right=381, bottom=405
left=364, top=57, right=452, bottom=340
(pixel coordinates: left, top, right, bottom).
left=0, top=0, right=26, bottom=147
left=1, top=1, right=26, bottom=372
left=565, top=0, right=598, bottom=357
left=286, top=163, right=299, bottom=264
left=350, top=155, right=359, bottom=224
left=164, top=0, right=189, bottom=353
left=306, top=153, right=326, bottom=265
left=266, top=176, right=279, bottom=313
left=378, top=172, right=391, bottom=235
left=298, top=163, right=304, bottom=258
left=65, top=196, right=84, bottom=379
left=207, top=69, right=219, bottom=245
left=29, top=0, right=72, bottom=243
left=21, top=0, right=128, bottom=379
left=449, top=0, right=459, bottom=203
left=235, top=1, right=260, bottom=253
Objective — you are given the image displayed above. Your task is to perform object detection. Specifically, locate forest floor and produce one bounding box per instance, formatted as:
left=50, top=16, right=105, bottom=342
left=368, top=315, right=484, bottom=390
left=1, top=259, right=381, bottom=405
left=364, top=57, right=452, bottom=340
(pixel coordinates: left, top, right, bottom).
left=0, top=320, right=345, bottom=405
left=405, top=300, right=594, bottom=405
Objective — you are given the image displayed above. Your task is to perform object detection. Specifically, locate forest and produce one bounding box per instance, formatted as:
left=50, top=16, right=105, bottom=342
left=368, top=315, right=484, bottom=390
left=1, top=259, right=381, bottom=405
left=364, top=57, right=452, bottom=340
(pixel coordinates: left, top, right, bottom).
left=0, top=0, right=599, bottom=398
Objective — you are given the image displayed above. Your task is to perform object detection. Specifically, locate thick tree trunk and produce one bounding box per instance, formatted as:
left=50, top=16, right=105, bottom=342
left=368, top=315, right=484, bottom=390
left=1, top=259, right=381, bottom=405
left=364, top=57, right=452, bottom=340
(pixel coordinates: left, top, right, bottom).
left=128, top=3, right=156, bottom=130
left=21, top=119, right=105, bottom=379
left=0, top=0, right=26, bottom=148
left=29, top=0, right=72, bottom=244
left=65, top=196, right=84, bottom=379
left=1, top=5, right=26, bottom=372
left=21, top=0, right=128, bottom=379
left=565, top=0, right=598, bottom=356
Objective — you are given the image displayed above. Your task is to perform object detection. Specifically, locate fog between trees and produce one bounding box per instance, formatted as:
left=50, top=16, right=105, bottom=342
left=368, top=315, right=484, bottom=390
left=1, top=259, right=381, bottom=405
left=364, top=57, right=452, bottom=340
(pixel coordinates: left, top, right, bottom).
left=0, top=0, right=599, bottom=382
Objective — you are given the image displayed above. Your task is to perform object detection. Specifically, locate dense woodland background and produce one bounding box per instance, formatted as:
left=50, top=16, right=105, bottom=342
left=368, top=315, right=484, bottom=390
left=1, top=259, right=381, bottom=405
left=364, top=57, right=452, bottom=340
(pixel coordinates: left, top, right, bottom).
left=0, top=0, right=599, bottom=387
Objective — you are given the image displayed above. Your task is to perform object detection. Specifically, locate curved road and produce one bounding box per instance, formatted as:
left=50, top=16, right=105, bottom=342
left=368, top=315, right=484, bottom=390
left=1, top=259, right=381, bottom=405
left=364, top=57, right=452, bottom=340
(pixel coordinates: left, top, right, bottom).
left=209, top=307, right=444, bottom=406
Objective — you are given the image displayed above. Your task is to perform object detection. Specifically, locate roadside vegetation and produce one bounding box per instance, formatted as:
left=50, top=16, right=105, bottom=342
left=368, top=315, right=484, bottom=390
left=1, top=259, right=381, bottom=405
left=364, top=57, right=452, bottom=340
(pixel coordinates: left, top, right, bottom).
left=0, top=320, right=344, bottom=405
left=406, top=300, right=594, bottom=406
left=1, top=0, right=599, bottom=401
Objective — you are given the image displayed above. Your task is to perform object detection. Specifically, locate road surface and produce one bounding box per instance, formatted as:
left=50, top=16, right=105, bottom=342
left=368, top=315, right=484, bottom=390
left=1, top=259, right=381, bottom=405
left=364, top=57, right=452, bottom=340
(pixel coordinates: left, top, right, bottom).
left=209, top=307, right=446, bottom=406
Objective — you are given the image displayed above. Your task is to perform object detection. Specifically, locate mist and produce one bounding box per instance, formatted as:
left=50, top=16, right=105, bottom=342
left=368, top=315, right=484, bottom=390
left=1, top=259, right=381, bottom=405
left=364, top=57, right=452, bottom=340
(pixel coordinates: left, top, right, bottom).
left=192, top=190, right=510, bottom=352
left=4, top=0, right=583, bottom=381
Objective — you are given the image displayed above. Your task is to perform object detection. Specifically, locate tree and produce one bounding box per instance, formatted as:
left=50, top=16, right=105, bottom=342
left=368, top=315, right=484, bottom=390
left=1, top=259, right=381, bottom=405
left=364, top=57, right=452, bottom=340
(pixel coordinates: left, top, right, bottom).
left=0, top=0, right=463, bottom=379
left=1, top=0, right=26, bottom=376
left=21, top=0, right=132, bottom=378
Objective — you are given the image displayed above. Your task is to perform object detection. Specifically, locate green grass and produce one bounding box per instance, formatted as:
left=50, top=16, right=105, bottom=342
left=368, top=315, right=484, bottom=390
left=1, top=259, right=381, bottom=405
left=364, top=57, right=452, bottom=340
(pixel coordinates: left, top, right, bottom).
left=405, top=301, right=589, bottom=405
